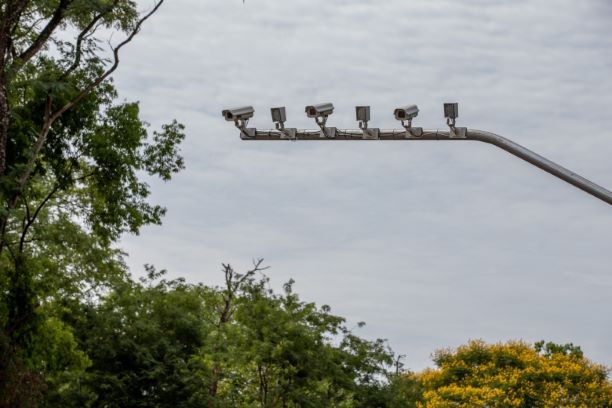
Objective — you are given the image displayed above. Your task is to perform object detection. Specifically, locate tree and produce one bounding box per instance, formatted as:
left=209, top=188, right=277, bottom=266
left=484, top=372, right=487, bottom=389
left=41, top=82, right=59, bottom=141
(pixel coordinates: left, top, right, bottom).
left=201, top=262, right=397, bottom=407
left=204, top=259, right=270, bottom=406
left=0, top=0, right=184, bottom=403
left=415, top=339, right=612, bottom=407
left=68, top=268, right=210, bottom=407
left=27, top=261, right=402, bottom=407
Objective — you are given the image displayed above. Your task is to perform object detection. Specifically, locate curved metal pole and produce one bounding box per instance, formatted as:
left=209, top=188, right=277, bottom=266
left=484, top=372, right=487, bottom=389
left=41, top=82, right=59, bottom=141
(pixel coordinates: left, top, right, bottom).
left=239, top=128, right=612, bottom=206
left=466, top=129, right=612, bottom=206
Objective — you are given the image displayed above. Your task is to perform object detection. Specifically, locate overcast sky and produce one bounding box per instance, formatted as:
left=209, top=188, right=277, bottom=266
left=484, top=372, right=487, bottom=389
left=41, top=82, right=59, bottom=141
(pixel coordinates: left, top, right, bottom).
left=115, top=0, right=612, bottom=370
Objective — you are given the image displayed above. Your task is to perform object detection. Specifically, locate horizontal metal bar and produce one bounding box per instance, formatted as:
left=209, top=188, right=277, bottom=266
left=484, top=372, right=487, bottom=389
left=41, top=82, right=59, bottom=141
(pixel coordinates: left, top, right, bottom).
left=239, top=128, right=612, bottom=205
left=243, top=129, right=448, bottom=140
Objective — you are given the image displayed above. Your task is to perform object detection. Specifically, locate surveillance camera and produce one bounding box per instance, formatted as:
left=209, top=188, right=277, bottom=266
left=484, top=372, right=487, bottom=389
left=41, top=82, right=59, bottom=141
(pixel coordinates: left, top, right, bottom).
left=394, top=105, right=419, bottom=121
left=355, top=106, right=371, bottom=122
left=270, top=107, right=287, bottom=123
left=222, top=106, right=254, bottom=121
left=271, top=106, right=296, bottom=137
left=305, top=103, right=334, bottom=118
left=444, top=103, right=464, bottom=138
left=443, top=103, right=458, bottom=119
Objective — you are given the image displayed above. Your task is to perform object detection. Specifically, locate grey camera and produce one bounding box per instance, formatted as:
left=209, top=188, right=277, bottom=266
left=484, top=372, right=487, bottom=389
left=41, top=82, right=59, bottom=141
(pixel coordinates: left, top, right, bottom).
left=355, top=106, right=371, bottom=122
left=444, top=103, right=464, bottom=138
left=222, top=106, right=255, bottom=121
left=443, top=103, right=459, bottom=120
left=355, top=106, right=379, bottom=139
left=271, top=106, right=296, bottom=139
left=394, top=105, right=419, bottom=121
left=305, top=103, right=334, bottom=118
left=270, top=107, right=287, bottom=123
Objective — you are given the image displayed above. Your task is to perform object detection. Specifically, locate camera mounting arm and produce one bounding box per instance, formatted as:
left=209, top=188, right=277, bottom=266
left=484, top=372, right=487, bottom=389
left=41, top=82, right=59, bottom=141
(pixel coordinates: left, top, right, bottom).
left=239, top=127, right=612, bottom=205
left=222, top=104, right=612, bottom=205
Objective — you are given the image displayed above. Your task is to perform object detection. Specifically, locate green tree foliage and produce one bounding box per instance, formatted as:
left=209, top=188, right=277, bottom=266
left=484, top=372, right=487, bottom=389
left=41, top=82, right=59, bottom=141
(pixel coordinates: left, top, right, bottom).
left=208, top=264, right=395, bottom=407
left=41, top=262, right=399, bottom=407
left=0, top=0, right=184, bottom=403
left=69, top=267, right=209, bottom=407
left=412, top=339, right=612, bottom=407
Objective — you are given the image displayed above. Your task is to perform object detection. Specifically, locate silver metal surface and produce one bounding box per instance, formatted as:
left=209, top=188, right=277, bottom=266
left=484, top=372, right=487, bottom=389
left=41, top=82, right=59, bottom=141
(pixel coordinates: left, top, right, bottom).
left=222, top=106, right=254, bottom=121
left=468, top=129, right=612, bottom=205
left=305, top=103, right=334, bottom=118
left=238, top=127, right=612, bottom=205
left=279, top=128, right=297, bottom=139
left=356, top=106, right=371, bottom=122
left=270, top=107, right=287, bottom=123
left=444, top=103, right=459, bottom=119
left=320, top=126, right=337, bottom=138
left=394, top=105, right=419, bottom=121
left=362, top=128, right=380, bottom=139
left=449, top=126, right=467, bottom=139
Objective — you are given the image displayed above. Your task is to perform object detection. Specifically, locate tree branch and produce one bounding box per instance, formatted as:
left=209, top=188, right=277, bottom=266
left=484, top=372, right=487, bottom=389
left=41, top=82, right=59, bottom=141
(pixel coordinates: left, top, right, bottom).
left=50, top=0, right=165, bottom=122
left=22, top=193, right=30, bottom=223
left=19, top=183, right=59, bottom=253
left=0, top=94, right=50, bottom=251
left=236, top=258, right=269, bottom=287
left=12, top=0, right=72, bottom=73
left=0, top=1, right=165, bottom=255
left=4, top=238, right=17, bottom=262
left=1, top=1, right=30, bottom=38
left=12, top=14, right=45, bottom=39
left=58, top=1, right=118, bottom=81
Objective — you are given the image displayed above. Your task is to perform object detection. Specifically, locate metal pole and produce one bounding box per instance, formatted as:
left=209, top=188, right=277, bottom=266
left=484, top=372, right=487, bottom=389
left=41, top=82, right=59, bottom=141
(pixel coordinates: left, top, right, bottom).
left=466, top=130, right=612, bottom=206
left=239, top=128, right=612, bottom=206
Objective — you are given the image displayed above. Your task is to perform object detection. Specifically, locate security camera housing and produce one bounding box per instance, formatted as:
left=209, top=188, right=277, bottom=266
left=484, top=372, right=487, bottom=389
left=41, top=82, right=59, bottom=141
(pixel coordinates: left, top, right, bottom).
left=443, top=103, right=459, bottom=119
left=356, top=106, right=371, bottom=122
left=305, top=103, right=334, bottom=118
left=394, top=105, right=419, bottom=121
left=222, top=106, right=255, bottom=121
left=270, top=107, right=287, bottom=123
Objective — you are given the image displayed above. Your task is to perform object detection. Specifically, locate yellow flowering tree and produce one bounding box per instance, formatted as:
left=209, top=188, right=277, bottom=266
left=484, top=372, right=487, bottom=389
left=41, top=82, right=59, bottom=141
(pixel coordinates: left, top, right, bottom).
left=416, top=340, right=612, bottom=408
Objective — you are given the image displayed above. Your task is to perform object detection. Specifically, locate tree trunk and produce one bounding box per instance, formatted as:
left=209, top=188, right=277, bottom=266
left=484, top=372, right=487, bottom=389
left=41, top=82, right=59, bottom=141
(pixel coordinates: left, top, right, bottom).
left=6, top=256, right=36, bottom=347
left=0, top=1, right=16, bottom=176
left=0, top=80, right=8, bottom=176
left=208, top=296, right=232, bottom=407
